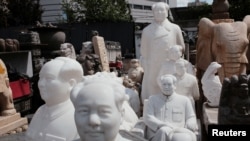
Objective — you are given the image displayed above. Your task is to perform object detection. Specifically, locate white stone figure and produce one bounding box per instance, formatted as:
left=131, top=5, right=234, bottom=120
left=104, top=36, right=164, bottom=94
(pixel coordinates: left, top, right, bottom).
left=127, top=59, right=144, bottom=85
left=80, top=72, right=139, bottom=131
left=26, top=57, right=84, bottom=141
left=140, top=2, right=185, bottom=102
left=60, top=43, right=77, bottom=59
left=81, top=41, right=93, bottom=55
left=158, top=45, right=195, bottom=78
left=143, top=74, right=197, bottom=141
left=201, top=62, right=222, bottom=107
left=174, top=59, right=200, bottom=110
left=70, top=77, right=133, bottom=141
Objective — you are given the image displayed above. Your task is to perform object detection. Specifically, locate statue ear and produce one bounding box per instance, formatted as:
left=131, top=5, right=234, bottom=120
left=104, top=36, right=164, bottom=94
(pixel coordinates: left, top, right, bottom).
left=196, top=17, right=215, bottom=71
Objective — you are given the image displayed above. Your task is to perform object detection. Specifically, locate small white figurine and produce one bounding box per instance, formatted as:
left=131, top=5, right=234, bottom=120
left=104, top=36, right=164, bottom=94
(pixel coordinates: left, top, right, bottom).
left=140, top=2, right=185, bottom=102
left=201, top=62, right=222, bottom=107
left=144, top=74, right=197, bottom=141
left=174, top=59, right=200, bottom=110
left=70, top=77, right=133, bottom=141
left=26, top=57, right=83, bottom=141
left=127, top=59, right=144, bottom=84
left=60, top=43, right=76, bottom=59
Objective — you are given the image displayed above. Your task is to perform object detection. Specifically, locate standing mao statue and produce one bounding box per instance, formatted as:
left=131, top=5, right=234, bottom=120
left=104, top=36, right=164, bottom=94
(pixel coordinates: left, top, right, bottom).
left=143, top=74, right=197, bottom=141
left=140, top=2, right=185, bottom=102
left=26, top=57, right=83, bottom=141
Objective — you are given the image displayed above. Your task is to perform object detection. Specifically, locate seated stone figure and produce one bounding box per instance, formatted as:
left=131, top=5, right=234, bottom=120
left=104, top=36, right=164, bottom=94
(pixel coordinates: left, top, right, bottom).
left=26, top=57, right=83, bottom=141
left=143, top=74, right=197, bottom=141
left=76, top=41, right=102, bottom=75
left=70, top=77, right=133, bottom=141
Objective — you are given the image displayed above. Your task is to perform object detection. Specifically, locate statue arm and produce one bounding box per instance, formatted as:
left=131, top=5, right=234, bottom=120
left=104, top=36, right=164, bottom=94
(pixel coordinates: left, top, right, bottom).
left=184, top=99, right=198, bottom=131
left=192, top=78, right=200, bottom=101
left=176, top=26, right=185, bottom=52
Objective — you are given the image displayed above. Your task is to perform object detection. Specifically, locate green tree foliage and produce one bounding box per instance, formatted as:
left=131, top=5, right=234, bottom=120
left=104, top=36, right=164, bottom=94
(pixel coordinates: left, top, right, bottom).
left=84, top=0, right=132, bottom=22
left=62, top=0, right=85, bottom=24
left=7, top=0, right=43, bottom=26
left=228, top=0, right=250, bottom=21
left=62, top=0, right=132, bottom=23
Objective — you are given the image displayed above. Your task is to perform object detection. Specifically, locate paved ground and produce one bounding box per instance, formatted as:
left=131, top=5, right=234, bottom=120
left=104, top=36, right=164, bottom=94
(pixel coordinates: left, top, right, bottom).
left=0, top=130, right=148, bottom=141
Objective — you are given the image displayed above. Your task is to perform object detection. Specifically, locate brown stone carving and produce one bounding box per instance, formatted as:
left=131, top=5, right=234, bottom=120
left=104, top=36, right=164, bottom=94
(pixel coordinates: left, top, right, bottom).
left=211, top=0, right=230, bottom=19
left=218, top=74, right=250, bottom=124
left=196, top=17, right=249, bottom=83
left=0, top=59, right=16, bottom=116
left=0, top=38, right=19, bottom=52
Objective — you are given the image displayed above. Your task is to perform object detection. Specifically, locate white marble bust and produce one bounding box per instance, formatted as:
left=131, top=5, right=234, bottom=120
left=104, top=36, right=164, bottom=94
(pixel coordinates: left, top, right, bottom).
left=201, top=62, right=222, bottom=107
left=140, top=2, right=185, bottom=102
left=144, top=74, right=197, bottom=141
left=70, top=77, right=133, bottom=141
left=26, top=57, right=84, bottom=141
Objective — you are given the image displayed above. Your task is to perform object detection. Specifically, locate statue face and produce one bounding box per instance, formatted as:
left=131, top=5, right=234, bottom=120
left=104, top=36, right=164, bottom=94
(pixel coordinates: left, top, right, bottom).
left=153, top=3, right=168, bottom=23
left=38, top=60, right=70, bottom=106
left=74, top=84, right=121, bottom=141
left=159, top=77, right=175, bottom=96
left=60, top=44, right=71, bottom=57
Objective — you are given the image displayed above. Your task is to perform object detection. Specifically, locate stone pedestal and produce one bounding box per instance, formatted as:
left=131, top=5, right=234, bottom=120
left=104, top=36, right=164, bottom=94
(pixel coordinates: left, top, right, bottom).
left=202, top=102, right=218, bottom=132
left=0, top=113, right=28, bottom=136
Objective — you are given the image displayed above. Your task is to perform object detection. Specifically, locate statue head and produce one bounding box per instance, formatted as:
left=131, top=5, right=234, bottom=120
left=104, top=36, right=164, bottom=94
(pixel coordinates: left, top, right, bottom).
left=175, top=59, right=187, bottom=76
left=81, top=41, right=93, bottom=55
left=70, top=78, right=127, bottom=141
left=158, top=74, right=177, bottom=96
left=130, top=59, right=140, bottom=68
left=38, top=57, right=83, bottom=106
left=168, top=45, right=183, bottom=61
left=152, top=2, right=169, bottom=23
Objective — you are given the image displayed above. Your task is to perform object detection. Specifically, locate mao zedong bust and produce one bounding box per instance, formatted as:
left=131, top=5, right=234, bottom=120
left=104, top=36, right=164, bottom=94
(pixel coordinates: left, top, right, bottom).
left=70, top=77, right=132, bottom=141
left=26, top=57, right=83, bottom=141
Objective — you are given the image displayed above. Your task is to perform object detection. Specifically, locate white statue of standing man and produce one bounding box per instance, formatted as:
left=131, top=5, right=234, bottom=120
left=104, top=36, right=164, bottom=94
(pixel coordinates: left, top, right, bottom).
left=143, top=74, right=197, bottom=141
left=140, top=2, right=185, bottom=102
left=26, top=57, right=84, bottom=141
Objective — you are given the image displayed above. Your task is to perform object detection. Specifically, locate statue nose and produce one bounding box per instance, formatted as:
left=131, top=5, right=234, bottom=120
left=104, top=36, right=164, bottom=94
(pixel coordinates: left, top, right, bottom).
left=89, top=113, right=101, bottom=127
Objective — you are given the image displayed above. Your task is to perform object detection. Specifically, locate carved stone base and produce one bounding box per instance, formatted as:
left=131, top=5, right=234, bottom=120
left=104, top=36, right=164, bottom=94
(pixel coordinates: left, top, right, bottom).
left=202, top=102, right=218, bottom=133
left=0, top=113, right=28, bottom=136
